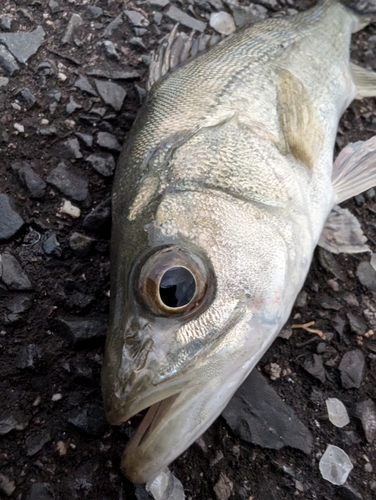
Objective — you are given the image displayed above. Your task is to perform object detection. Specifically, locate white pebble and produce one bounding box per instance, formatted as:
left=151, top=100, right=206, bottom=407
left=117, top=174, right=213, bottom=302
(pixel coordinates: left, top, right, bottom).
left=58, top=72, right=67, bottom=82
left=146, top=468, right=185, bottom=500
left=209, top=11, right=236, bottom=35
left=319, top=444, right=353, bottom=485
left=326, top=398, right=350, bottom=428
left=41, top=118, right=49, bottom=125
left=14, top=123, right=25, bottom=133
left=51, top=393, right=63, bottom=401
left=59, top=200, right=81, bottom=218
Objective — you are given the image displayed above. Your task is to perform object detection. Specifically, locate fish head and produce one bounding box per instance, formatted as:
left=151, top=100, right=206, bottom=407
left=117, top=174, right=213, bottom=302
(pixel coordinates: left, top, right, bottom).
left=102, top=189, right=288, bottom=483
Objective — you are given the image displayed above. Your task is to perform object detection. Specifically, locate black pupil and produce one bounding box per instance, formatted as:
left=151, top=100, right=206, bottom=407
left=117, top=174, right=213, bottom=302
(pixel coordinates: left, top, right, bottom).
left=159, top=267, right=196, bottom=308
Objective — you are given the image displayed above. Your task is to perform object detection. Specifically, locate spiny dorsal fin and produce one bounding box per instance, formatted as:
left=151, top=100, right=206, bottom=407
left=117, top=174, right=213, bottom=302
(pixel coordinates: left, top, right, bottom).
left=277, top=68, right=324, bottom=170
left=148, top=25, right=222, bottom=90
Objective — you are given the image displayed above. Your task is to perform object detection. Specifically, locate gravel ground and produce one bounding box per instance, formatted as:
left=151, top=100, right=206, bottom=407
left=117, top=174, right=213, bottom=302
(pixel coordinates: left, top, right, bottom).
left=0, top=1, right=376, bottom=499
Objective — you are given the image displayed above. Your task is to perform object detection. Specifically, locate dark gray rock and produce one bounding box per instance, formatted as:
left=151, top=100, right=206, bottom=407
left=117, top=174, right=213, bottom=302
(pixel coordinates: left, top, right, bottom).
left=18, top=88, right=36, bottom=110
left=354, top=399, right=376, bottom=443
left=48, top=89, right=61, bottom=102
left=165, top=5, right=206, bottom=31
left=58, top=138, right=83, bottom=160
left=321, top=296, right=341, bottom=310
left=124, top=10, right=149, bottom=27
left=334, top=484, right=364, bottom=500
left=74, top=76, right=97, bottom=96
left=0, top=76, right=9, bottom=87
left=0, top=26, right=45, bottom=64
left=84, top=6, right=103, bottom=19
left=0, top=194, right=24, bottom=240
left=43, top=234, right=62, bottom=257
left=333, top=314, right=345, bottom=336
left=102, top=40, right=119, bottom=61
left=96, top=132, right=121, bottom=152
left=83, top=197, right=111, bottom=231
left=135, top=485, right=153, bottom=500
left=25, top=482, right=55, bottom=500
left=75, top=132, right=93, bottom=148
left=150, top=0, right=170, bottom=6
left=11, top=161, right=46, bottom=198
left=87, top=153, right=115, bottom=177
left=1, top=253, right=32, bottom=290
left=6, top=294, right=33, bottom=314
left=37, top=60, right=55, bottom=77
left=94, top=80, right=126, bottom=111
left=66, top=96, right=82, bottom=115
left=49, top=0, right=62, bottom=14
left=53, top=317, right=107, bottom=345
left=87, top=68, right=140, bottom=80
left=0, top=45, right=19, bottom=75
left=356, top=261, right=376, bottom=292
left=0, top=472, right=16, bottom=496
left=62, top=13, right=83, bottom=44
left=339, top=350, right=365, bottom=389
left=68, top=404, right=108, bottom=436
left=294, top=290, right=307, bottom=308
left=66, top=291, right=94, bottom=311
left=69, top=232, right=93, bottom=256
left=15, top=344, right=43, bottom=370
left=134, top=83, right=147, bottom=105
left=46, top=162, right=88, bottom=201
left=302, top=354, right=326, bottom=383
left=0, top=15, right=14, bottom=31
left=0, top=411, right=28, bottom=435
left=318, top=247, right=346, bottom=281
left=222, top=369, right=312, bottom=454
left=103, top=13, right=123, bottom=37
left=347, top=312, right=367, bottom=336
left=25, top=428, right=51, bottom=456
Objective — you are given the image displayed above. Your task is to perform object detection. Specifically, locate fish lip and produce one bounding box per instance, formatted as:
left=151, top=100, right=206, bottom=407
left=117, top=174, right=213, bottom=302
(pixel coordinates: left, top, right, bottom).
left=124, top=392, right=181, bottom=451
left=116, top=391, right=183, bottom=484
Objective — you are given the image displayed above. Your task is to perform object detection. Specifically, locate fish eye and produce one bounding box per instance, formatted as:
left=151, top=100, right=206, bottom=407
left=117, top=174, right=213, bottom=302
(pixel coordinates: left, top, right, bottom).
left=159, top=266, right=196, bottom=308
left=136, top=246, right=214, bottom=316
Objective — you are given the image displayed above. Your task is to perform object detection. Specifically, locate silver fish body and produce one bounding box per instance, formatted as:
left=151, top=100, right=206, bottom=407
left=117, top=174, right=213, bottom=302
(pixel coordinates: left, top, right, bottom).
left=102, top=0, right=376, bottom=483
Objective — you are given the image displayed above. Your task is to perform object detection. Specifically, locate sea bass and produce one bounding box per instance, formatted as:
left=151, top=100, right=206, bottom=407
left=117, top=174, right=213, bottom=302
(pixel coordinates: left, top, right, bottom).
left=102, top=0, right=376, bottom=484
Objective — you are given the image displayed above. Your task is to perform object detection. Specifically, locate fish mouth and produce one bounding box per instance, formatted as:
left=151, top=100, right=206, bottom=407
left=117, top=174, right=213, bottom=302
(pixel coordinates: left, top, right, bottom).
left=119, top=391, right=185, bottom=484
left=124, top=392, right=181, bottom=451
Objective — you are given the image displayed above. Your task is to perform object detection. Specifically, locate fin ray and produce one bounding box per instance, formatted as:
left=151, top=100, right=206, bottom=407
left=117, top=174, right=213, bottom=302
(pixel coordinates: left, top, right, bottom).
left=350, top=62, right=376, bottom=98
left=332, top=136, right=376, bottom=203
left=318, top=205, right=370, bottom=254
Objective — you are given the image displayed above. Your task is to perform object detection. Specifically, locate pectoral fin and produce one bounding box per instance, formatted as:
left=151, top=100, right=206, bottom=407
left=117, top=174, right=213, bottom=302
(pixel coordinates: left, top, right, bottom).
left=277, top=69, right=324, bottom=170
left=332, top=136, right=376, bottom=203
left=318, top=205, right=370, bottom=254
left=350, top=62, right=376, bottom=98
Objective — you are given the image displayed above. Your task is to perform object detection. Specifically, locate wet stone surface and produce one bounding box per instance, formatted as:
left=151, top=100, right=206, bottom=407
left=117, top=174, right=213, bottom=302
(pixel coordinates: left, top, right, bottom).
left=0, top=0, right=376, bottom=499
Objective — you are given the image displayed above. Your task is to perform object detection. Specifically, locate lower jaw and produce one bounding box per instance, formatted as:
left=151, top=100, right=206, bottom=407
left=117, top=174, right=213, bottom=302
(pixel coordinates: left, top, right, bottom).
left=120, top=393, right=181, bottom=483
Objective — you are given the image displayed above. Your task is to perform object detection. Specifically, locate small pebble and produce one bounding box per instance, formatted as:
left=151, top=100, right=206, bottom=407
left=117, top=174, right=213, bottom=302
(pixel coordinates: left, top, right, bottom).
left=209, top=11, right=236, bottom=35
left=319, top=444, right=353, bottom=486
left=326, top=398, right=350, bottom=428
left=59, top=200, right=81, bottom=218
left=327, top=279, right=339, bottom=291
left=14, top=123, right=25, bottom=133
left=51, top=393, right=63, bottom=401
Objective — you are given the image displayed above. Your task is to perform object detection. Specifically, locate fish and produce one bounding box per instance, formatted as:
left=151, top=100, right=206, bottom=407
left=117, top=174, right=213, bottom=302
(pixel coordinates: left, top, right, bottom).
left=101, top=0, right=376, bottom=485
